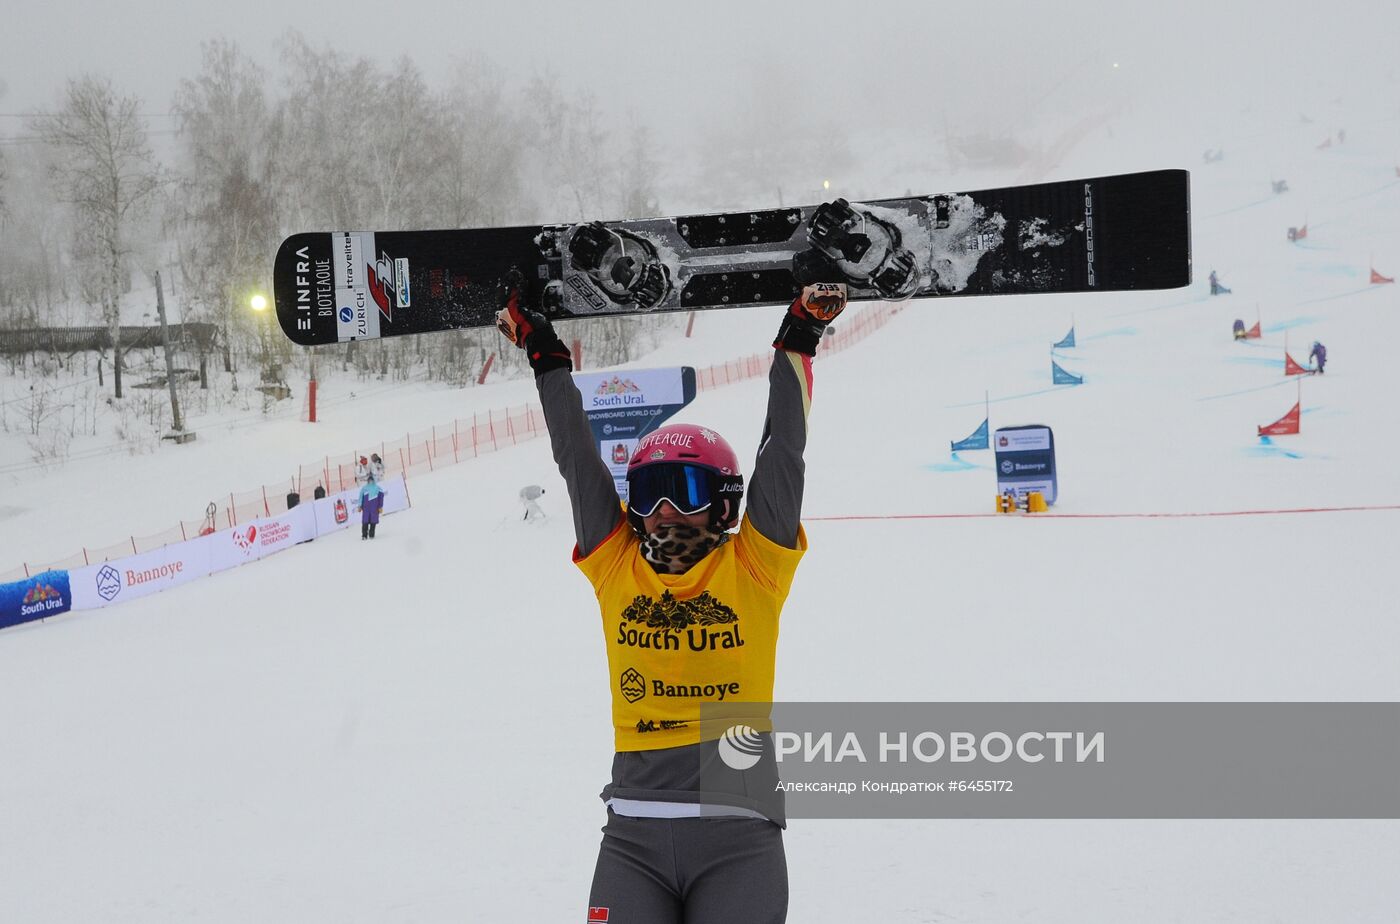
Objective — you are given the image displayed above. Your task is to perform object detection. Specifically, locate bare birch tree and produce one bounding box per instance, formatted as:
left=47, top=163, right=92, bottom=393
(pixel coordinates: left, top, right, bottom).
left=436, top=55, right=527, bottom=229
left=30, top=76, right=161, bottom=398
left=172, top=39, right=281, bottom=377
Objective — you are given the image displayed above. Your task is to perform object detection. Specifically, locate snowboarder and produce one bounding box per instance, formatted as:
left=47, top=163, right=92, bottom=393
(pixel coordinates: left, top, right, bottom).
left=519, top=484, right=546, bottom=521
left=1309, top=340, right=1327, bottom=374
left=1209, top=270, right=1232, bottom=296
left=358, top=476, right=384, bottom=540
left=1233, top=319, right=1247, bottom=340
left=1272, top=179, right=1289, bottom=194
left=496, top=263, right=845, bottom=924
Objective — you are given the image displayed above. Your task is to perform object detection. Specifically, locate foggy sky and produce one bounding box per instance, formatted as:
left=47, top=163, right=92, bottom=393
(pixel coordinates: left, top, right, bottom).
left=5, top=1, right=1395, bottom=117
left=3, top=0, right=1397, bottom=203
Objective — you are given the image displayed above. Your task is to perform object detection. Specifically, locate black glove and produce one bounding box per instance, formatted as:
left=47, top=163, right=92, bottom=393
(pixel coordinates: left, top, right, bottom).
left=495, top=269, right=572, bottom=376
left=774, top=254, right=848, bottom=356
left=773, top=282, right=848, bottom=355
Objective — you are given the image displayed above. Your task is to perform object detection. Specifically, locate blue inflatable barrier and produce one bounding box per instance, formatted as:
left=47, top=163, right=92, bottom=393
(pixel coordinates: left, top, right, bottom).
left=0, top=570, right=73, bottom=631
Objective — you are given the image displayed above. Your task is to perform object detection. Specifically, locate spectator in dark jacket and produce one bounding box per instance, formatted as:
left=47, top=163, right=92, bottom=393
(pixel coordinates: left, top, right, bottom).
left=1309, top=341, right=1327, bottom=374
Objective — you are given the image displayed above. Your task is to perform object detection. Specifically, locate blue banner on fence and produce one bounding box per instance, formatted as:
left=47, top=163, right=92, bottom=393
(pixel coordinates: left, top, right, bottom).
left=994, top=425, right=1058, bottom=504
left=1052, top=360, right=1083, bottom=385
left=574, top=367, right=697, bottom=502
left=0, top=570, right=73, bottom=631
left=951, top=417, right=990, bottom=452
left=1053, top=326, right=1076, bottom=349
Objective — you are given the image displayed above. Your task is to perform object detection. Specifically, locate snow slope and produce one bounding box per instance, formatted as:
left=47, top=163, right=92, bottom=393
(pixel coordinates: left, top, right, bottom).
left=4, top=93, right=1400, bottom=921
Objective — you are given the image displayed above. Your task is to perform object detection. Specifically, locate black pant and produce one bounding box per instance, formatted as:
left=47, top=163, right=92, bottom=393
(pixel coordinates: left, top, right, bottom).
left=589, top=810, right=787, bottom=923
left=362, top=522, right=377, bottom=538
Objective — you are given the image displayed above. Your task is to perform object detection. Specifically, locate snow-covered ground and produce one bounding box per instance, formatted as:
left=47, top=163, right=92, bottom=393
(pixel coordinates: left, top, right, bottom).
left=4, top=92, right=1400, bottom=921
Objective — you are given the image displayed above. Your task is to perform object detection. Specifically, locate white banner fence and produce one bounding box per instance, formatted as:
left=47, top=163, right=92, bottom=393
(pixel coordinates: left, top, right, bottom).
left=58, top=477, right=410, bottom=616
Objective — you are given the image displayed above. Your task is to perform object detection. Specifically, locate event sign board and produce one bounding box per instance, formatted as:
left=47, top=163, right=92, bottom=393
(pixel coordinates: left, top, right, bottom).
left=993, top=425, right=1058, bottom=504
left=574, top=367, right=697, bottom=502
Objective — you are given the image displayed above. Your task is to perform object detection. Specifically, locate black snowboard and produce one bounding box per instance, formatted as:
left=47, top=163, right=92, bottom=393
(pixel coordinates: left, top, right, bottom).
left=273, top=169, right=1190, bottom=346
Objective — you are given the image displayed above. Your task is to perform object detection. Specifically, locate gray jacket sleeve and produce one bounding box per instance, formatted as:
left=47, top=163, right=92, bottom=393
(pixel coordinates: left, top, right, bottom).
left=535, top=368, right=624, bottom=556
left=744, top=350, right=811, bottom=549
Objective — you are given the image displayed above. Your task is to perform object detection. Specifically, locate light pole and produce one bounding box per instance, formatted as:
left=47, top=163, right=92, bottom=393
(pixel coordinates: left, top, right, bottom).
left=155, top=271, right=195, bottom=443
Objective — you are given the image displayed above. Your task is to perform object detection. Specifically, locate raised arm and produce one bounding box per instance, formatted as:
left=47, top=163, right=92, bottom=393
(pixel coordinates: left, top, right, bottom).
left=536, top=367, right=624, bottom=555
left=496, top=279, right=623, bottom=556
left=745, top=351, right=812, bottom=548
left=745, top=279, right=848, bottom=549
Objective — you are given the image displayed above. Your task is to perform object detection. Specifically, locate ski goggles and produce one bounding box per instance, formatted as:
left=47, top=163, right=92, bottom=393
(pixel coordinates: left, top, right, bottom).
left=627, top=464, right=714, bottom=517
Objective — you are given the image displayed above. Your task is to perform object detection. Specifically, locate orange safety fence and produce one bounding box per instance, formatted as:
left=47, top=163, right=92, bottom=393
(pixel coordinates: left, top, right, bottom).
left=6, top=302, right=903, bottom=579
left=694, top=300, right=904, bottom=390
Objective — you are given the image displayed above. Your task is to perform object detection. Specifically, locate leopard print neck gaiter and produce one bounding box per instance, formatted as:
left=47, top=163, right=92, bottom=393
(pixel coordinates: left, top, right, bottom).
left=639, top=523, right=730, bottom=575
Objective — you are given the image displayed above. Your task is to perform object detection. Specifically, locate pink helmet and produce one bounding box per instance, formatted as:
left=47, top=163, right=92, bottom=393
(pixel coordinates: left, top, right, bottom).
left=626, top=423, right=744, bottom=533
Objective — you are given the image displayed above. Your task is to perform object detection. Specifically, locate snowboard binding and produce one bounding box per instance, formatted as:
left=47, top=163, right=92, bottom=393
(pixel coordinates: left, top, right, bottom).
left=567, top=222, right=673, bottom=309
left=800, top=199, right=919, bottom=300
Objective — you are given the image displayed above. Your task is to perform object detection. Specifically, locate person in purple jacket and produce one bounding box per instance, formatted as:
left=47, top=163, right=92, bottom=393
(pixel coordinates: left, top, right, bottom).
left=1309, top=341, right=1327, bottom=374
left=358, top=477, right=384, bottom=540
